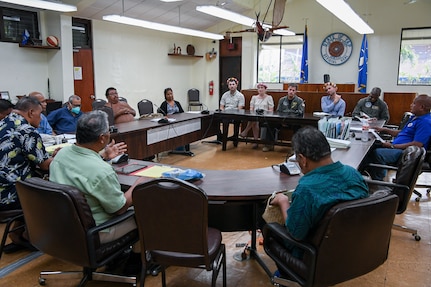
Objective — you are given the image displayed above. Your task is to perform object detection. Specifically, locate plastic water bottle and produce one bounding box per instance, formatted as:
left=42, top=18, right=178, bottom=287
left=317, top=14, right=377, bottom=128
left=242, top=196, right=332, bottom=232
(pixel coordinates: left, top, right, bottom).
left=361, top=121, right=369, bottom=142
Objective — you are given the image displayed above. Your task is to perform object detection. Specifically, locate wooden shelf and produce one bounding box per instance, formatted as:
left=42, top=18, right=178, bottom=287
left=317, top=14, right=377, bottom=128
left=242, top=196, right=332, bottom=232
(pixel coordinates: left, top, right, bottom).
left=168, top=53, right=202, bottom=58
left=19, top=44, right=60, bottom=50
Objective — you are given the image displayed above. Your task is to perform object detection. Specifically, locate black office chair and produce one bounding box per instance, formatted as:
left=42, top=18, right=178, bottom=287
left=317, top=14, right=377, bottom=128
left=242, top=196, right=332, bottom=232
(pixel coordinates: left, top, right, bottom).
left=187, top=88, right=203, bottom=111
left=0, top=209, right=24, bottom=259
left=132, top=178, right=226, bottom=287
left=92, top=99, right=107, bottom=110
left=263, top=190, right=399, bottom=287
left=364, top=145, right=426, bottom=241
left=137, top=99, right=154, bottom=117
left=414, top=146, right=431, bottom=201
left=16, top=177, right=139, bottom=287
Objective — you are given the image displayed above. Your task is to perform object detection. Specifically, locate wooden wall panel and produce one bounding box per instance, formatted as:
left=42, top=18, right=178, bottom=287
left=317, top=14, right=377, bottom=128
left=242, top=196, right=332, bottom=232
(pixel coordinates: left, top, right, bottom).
left=283, top=83, right=355, bottom=93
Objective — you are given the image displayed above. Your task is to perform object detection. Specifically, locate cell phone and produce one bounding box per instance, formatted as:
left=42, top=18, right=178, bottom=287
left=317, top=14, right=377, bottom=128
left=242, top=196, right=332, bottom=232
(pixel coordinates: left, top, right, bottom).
left=116, top=164, right=147, bottom=174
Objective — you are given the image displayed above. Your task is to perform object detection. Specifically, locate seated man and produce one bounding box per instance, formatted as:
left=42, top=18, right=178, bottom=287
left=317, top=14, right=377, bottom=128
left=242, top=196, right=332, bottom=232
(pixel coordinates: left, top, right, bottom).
left=0, top=99, right=14, bottom=120
left=321, top=82, right=345, bottom=116
left=0, top=96, right=53, bottom=251
left=218, top=77, right=245, bottom=141
left=105, top=87, right=136, bottom=124
left=270, top=126, right=368, bottom=259
left=47, top=95, right=83, bottom=134
left=262, top=83, right=305, bottom=152
left=28, top=91, right=54, bottom=135
left=362, top=94, right=431, bottom=180
left=352, top=87, right=390, bottom=122
left=50, top=110, right=145, bottom=274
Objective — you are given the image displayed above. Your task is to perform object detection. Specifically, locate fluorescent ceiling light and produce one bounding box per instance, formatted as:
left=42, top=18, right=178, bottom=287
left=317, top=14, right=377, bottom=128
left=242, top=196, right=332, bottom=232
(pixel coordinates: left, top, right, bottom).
left=0, top=0, right=77, bottom=12
left=196, top=5, right=295, bottom=36
left=103, top=15, right=224, bottom=40
left=160, top=0, right=183, bottom=2
left=315, top=0, right=374, bottom=34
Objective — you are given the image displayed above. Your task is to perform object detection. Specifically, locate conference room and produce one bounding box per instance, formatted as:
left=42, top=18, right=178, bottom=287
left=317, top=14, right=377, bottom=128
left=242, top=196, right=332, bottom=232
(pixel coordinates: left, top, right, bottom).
left=1, top=0, right=431, bottom=286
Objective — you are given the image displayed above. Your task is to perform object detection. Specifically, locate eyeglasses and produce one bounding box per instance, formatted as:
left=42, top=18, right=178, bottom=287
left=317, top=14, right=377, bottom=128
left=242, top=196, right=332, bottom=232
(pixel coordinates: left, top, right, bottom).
left=108, top=92, right=118, bottom=96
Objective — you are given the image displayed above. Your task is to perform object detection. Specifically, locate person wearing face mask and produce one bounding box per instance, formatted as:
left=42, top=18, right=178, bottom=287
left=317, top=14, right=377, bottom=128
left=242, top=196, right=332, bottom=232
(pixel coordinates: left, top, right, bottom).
left=47, top=95, right=83, bottom=134
left=352, top=87, right=390, bottom=122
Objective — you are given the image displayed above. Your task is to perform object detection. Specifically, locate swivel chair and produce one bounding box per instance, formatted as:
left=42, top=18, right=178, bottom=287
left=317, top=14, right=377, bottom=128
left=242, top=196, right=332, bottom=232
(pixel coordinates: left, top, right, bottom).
left=0, top=209, right=24, bottom=259
left=91, top=99, right=107, bottom=110
left=16, top=177, right=139, bottom=287
left=364, top=145, right=426, bottom=241
left=263, top=191, right=398, bottom=287
left=132, top=178, right=226, bottom=287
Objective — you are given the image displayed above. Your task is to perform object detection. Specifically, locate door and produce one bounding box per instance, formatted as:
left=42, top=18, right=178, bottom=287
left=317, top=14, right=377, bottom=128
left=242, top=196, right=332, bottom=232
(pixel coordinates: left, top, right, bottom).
left=219, top=37, right=242, bottom=101
left=73, top=48, right=94, bottom=112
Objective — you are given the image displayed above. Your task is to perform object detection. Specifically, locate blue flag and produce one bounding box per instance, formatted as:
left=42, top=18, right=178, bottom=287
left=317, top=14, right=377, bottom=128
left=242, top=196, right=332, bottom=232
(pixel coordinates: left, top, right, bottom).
left=300, top=25, right=308, bottom=83
left=357, top=34, right=368, bottom=93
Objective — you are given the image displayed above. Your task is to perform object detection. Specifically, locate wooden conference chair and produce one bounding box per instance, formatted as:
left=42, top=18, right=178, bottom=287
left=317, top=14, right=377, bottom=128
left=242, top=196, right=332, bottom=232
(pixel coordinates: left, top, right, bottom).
left=16, top=177, right=139, bottom=287
left=132, top=178, right=226, bottom=287
left=263, top=190, right=398, bottom=287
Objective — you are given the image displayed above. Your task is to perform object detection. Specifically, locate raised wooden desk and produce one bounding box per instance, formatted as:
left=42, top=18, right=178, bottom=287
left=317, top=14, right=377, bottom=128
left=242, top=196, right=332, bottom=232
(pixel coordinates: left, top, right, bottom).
left=110, top=112, right=218, bottom=159
left=214, top=110, right=320, bottom=151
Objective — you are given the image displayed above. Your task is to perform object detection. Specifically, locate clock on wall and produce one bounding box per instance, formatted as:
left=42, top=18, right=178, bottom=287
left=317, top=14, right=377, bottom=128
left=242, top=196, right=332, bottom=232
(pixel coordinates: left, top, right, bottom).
left=321, top=32, right=353, bottom=65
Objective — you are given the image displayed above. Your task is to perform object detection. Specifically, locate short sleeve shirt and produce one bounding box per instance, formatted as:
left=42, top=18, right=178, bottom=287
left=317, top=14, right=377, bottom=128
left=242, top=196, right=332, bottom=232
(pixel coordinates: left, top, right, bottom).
left=0, top=112, right=50, bottom=207
left=220, top=90, right=245, bottom=110
left=393, top=113, right=431, bottom=149
left=49, top=144, right=126, bottom=226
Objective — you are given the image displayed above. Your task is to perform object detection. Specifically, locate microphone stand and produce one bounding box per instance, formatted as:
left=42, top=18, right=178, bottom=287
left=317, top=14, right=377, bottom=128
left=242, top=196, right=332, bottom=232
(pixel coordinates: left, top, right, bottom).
left=155, top=102, right=194, bottom=157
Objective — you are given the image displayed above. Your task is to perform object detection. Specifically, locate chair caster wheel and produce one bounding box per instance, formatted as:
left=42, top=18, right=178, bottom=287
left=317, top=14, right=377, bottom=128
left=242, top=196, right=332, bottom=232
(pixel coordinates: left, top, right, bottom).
left=415, top=197, right=421, bottom=202
left=414, top=234, right=421, bottom=241
left=39, top=277, right=46, bottom=285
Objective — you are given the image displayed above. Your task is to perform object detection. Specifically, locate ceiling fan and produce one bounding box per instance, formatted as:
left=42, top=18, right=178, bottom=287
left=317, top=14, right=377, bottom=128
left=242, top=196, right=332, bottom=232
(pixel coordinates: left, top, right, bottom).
left=225, top=0, right=289, bottom=42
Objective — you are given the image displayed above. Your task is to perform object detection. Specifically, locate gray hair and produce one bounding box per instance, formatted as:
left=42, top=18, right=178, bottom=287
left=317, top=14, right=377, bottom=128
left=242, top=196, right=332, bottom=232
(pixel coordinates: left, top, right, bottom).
left=14, top=96, right=41, bottom=111
left=292, top=126, right=331, bottom=162
left=76, top=110, right=109, bottom=144
left=68, top=95, right=81, bottom=103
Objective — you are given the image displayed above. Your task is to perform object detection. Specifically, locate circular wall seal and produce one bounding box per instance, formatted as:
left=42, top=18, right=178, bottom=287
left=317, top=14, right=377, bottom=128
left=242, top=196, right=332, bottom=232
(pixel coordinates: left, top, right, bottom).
left=320, top=32, right=353, bottom=65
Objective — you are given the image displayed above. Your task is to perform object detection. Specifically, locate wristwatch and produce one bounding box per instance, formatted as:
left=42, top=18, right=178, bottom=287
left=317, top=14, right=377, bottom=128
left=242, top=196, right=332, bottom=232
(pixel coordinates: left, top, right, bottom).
left=390, top=144, right=395, bottom=149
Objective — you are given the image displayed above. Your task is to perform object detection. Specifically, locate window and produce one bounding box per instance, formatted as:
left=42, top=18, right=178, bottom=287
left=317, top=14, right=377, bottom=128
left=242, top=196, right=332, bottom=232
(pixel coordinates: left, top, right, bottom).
left=398, top=27, right=431, bottom=86
left=0, top=7, right=38, bottom=43
left=258, top=34, right=304, bottom=83
left=72, top=18, right=92, bottom=49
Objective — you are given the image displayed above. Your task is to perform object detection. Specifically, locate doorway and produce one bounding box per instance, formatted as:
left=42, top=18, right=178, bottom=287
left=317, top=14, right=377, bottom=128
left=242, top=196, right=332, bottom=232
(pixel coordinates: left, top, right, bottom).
left=72, top=18, right=94, bottom=112
left=219, top=37, right=242, bottom=100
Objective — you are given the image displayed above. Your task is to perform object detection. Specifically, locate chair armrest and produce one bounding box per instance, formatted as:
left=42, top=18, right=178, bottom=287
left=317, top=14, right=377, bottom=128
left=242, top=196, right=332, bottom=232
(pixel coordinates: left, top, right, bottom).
left=264, top=223, right=316, bottom=259
left=365, top=162, right=399, bottom=171
left=383, top=124, right=399, bottom=130
left=86, top=209, right=136, bottom=245
left=364, top=178, right=409, bottom=192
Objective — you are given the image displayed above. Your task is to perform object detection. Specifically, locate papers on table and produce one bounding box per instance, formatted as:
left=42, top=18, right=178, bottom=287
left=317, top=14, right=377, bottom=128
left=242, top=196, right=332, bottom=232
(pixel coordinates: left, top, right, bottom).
left=45, top=143, right=71, bottom=154
left=313, top=111, right=331, bottom=117
left=132, top=165, right=175, bottom=177
left=369, top=129, right=386, bottom=143
left=326, top=138, right=351, bottom=149
left=318, top=117, right=351, bottom=140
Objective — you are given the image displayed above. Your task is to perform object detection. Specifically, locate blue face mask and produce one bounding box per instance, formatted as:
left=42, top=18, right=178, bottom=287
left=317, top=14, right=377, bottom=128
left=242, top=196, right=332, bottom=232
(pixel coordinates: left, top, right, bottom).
left=71, top=106, right=81, bottom=114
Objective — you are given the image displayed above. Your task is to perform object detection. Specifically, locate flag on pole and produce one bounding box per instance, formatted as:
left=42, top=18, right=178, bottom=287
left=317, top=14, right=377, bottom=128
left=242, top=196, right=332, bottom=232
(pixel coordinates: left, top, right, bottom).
left=300, top=25, right=308, bottom=83
left=357, top=34, right=368, bottom=93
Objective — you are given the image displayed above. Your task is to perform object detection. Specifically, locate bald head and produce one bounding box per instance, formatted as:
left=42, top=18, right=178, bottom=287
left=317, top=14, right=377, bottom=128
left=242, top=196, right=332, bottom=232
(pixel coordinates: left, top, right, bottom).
left=28, top=91, right=47, bottom=112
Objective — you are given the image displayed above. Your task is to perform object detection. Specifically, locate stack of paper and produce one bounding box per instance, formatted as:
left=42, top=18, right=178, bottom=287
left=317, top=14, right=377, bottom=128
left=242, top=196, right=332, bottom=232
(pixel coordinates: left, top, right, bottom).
left=326, top=137, right=351, bottom=149
left=318, top=117, right=351, bottom=140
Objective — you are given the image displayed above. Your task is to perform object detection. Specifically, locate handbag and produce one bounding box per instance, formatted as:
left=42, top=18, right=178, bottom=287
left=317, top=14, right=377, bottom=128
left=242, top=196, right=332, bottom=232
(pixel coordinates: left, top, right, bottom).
left=262, top=191, right=285, bottom=225
left=262, top=190, right=294, bottom=225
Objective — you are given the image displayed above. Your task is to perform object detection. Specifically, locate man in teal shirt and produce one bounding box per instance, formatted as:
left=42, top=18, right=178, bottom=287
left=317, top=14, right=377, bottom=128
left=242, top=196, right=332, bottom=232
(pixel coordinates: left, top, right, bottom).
left=271, top=126, right=368, bottom=243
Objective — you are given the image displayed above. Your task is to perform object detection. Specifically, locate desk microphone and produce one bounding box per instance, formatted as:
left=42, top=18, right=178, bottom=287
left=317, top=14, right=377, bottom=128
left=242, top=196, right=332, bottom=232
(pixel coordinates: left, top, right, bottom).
left=153, top=103, right=167, bottom=116
left=201, top=103, right=210, bottom=114
left=153, top=103, right=170, bottom=124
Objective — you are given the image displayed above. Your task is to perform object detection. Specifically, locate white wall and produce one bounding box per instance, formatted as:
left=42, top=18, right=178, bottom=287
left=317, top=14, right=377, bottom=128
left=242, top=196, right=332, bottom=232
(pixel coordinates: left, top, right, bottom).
left=0, top=0, right=430, bottom=108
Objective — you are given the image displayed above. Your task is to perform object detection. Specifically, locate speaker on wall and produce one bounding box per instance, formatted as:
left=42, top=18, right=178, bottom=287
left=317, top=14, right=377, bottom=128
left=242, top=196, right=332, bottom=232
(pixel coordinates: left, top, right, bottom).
left=324, top=74, right=330, bottom=83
